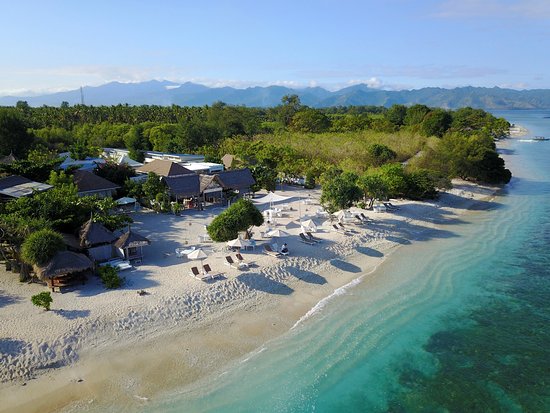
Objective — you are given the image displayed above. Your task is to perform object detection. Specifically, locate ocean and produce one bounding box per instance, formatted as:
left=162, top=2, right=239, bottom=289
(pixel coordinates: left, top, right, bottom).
left=145, top=110, right=550, bottom=412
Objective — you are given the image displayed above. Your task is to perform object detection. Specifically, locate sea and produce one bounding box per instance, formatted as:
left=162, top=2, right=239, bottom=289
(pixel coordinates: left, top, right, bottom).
left=144, top=110, right=550, bottom=412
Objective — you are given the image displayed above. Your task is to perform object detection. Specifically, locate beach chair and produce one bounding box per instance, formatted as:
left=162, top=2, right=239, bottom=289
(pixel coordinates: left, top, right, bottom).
left=263, top=244, right=282, bottom=257
left=224, top=256, right=239, bottom=269
left=384, top=202, right=399, bottom=210
left=332, top=224, right=346, bottom=234
left=338, top=222, right=354, bottom=233
left=360, top=212, right=374, bottom=223
left=306, top=231, right=322, bottom=243
left=299, top=233, right=316, bottom=245
left=235, top=253, right=249, bottom=268
left=354, top=214, right=367, bottom=225
left=189, top=266, right=208, bottom=281
left=202, top=263, right=222, bottom=280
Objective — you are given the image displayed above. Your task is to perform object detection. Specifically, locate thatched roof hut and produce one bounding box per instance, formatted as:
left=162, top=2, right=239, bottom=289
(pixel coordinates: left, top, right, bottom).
left=35, top=251, right=93, bottom=281
left=114, top=230, right=150, bottom=249
left=114, top=229, right=150, bottom=260
left=79, top=218, right=116, bottom=248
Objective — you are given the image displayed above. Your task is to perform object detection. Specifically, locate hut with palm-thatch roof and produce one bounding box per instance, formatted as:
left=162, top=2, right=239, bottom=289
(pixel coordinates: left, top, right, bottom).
left=114, top=228, right=150, bottom=261
left=79, top=218, right=116, bottom=262
left=35, top=251, right=94, bottom=292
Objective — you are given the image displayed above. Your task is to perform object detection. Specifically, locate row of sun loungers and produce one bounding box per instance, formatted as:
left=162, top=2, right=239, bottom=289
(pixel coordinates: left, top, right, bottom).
left=189, top=263, right=223, bottom=281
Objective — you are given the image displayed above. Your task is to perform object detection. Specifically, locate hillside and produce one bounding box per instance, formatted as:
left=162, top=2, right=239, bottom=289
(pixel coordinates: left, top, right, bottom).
left=2, top=81, right=550, bottom=109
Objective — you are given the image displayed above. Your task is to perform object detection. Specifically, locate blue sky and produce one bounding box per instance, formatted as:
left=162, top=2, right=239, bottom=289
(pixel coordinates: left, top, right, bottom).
left=1, top=0, right=549, bottom=95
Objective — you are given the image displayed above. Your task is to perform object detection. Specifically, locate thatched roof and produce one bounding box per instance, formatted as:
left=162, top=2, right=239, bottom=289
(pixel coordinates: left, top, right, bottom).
left=35, top=251, right=93, bottom=280
left=0, top=152, right=17, bottom=165
left=136, top=159, right=194, bottom=177
left=215, top=168, right=255, bottom=190
left=73, top=170, right=120, bottom=194
left=114, top=230, right=151, bottom=249
left=199, top=174, right=222, bottom=193
left=79, top=218, right=116, bottom=247
left=163, top=174, right=200, bottom=197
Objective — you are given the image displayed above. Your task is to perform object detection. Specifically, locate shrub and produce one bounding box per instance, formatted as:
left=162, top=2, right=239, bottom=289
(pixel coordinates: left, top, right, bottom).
left=207, top=199, right=264, bottom=242
left=21, top=229, right=65, bottom=266
left=98, top=265, right=123, bottom=289
left=31, top=291, right=53, bottom=311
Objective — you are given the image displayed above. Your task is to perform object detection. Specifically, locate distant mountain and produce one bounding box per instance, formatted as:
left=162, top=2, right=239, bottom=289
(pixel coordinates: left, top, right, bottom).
left=2, top=81, right=550, bottom=109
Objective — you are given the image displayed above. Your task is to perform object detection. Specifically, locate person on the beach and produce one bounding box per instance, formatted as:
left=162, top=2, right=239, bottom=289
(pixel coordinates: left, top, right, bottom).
left=280, top=243, right=289, bottom=255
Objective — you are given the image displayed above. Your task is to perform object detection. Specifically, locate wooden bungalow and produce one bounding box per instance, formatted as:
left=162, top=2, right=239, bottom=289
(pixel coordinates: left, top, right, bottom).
left=162, top=174, right=201, bottom=208
left=73, top=170, right=120, bottom=198
left=215, top=168, right=256, bottom=199
left=114, top=229, right=151, bottom=261
left=136, top=159, right=194, bottom=177
left=35, top=251, right=94, bottom=292
left=79, top=218, right=116, bottom=262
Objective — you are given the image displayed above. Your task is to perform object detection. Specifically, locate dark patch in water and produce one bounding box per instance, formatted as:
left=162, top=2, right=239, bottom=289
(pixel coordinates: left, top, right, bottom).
left=386, top=215, right=550, bottom=412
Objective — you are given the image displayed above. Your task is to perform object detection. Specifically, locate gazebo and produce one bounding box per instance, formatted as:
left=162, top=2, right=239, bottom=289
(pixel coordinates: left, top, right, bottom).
left=35, top=251, right=94, bottom=292
left=114, top=229, right=151, bottom=261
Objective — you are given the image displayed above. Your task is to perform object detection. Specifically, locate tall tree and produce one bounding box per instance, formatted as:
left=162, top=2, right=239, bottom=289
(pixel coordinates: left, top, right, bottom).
left=0, top=108, right=34, bottom=157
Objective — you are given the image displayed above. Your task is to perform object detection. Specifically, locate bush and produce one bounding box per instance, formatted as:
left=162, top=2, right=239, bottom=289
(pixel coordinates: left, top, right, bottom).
left=98, top=265, right=123, bottom=289
left=207, top=198, right=264, bottom=242
left=21, top=229, right=65, bottom=266
left=31, top=291, right=53, bottom=311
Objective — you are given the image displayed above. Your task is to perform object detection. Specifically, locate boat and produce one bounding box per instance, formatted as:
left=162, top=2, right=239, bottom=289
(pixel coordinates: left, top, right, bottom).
left=533, top=136, right=549, bottom=141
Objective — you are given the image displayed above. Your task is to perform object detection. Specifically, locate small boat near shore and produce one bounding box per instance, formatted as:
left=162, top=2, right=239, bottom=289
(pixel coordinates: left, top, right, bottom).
left=533, top=136, right=549, bottom=141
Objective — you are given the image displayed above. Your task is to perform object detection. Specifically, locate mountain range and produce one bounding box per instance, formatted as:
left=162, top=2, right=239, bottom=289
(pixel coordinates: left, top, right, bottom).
left=2, top=80, right=550, bottom=109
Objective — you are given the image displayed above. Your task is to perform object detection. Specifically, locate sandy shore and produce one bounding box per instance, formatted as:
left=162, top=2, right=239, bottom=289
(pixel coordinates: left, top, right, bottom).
left=509, top=124, right=529, bottom=137
left=0, top=181, right=500, bottom=413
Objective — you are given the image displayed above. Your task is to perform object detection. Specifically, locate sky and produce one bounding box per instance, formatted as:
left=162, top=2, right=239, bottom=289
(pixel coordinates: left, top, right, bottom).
left=1, top=0, right=549, bottom=96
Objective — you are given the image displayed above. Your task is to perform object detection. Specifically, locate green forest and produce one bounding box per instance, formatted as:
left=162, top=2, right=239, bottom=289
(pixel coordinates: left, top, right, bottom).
left=0, top=97, right=513, bottom=279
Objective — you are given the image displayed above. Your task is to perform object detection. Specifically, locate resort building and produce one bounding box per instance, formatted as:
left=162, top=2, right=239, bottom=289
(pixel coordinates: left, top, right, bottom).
left=0, top=175, right=53, bottom=201
left=73, top=170, right=120, bottom=198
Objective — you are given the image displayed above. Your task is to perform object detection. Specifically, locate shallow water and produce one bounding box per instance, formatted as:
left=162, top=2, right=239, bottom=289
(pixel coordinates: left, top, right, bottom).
left=145, top=110, right=550, bottom=412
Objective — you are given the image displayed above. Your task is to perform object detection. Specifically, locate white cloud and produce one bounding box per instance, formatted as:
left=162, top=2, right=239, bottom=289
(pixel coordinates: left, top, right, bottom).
left=435, top=0, right=550, bottom=19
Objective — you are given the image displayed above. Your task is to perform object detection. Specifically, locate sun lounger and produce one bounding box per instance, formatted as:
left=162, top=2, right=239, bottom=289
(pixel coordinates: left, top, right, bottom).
left=383, top=202, right=399, bottom=210
left=360, top=212, right=373, bottom=222
left=354, top=214, right=367, bottom=225
left=189, top=266, right=209, bottom=281
left=225, top=255, right=247, bottom=270
left=235, top=253, right=249, bottom=268
left=263, top=244, right=282, bottom=257
left=225, top=256, right=239, bottom=269
left=306, top=231, right=322, bottom=242
left=338, top=222, right=354, bottom=233
left=202, top=263, right=222, bottom=280
left=299, top=233, right=316, bottom=245
left=332, top=224, right=347, bottom=234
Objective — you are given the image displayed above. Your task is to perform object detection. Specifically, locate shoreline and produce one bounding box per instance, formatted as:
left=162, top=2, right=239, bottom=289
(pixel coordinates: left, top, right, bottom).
left=0, top=181, right=501, bottom=413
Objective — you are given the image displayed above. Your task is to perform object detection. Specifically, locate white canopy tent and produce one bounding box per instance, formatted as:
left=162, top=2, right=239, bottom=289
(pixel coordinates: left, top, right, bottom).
left=301, top=219, right=317, bottom=232
left=116, top=197, right=137, bottom=205
left=227, top=238, right=250, bottom=249
left=253, top=192, right=291, bottom=209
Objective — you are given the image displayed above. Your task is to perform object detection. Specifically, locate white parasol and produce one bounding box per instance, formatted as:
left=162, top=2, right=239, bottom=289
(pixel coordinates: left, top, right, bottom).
left=266, top=229, right=289, bottom=238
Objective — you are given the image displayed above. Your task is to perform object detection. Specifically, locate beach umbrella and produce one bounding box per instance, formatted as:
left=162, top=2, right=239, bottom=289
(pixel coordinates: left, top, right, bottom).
left=116, top=197, right=137, bottom=205
left=266, top=229, right=289, bottom=238
left=187, top=248, right=208, bottom=264
left=227, top=238, right=250, bottom=248
left=301, top=219, right=317, bottom=232
left=335, top=210, right=351, bottom=221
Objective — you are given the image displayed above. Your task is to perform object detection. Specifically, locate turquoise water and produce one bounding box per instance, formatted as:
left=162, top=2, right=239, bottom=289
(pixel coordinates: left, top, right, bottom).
left=147, top=110, right=550, bottom=412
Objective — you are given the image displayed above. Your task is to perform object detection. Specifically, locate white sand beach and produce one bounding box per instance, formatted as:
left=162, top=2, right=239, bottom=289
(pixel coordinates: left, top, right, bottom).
left=0, top=182, right=500, bottom=413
